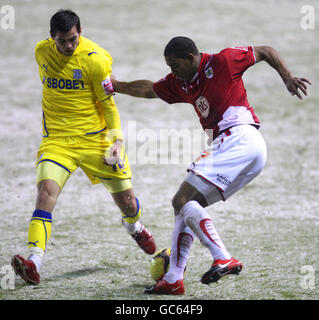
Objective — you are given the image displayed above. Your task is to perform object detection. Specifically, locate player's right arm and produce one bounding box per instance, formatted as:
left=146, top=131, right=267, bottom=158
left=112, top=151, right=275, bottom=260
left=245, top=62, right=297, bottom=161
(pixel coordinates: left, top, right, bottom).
left=112, top=77, right=158, bottom=99
left=254, top=46, right=312, bottom=100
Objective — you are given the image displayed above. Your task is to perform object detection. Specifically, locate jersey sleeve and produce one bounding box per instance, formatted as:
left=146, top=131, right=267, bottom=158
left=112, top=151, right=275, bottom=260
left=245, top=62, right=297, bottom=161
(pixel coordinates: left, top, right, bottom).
left=221, top=46, right=256, bottom=79
left=99, top=96, right=124, bottom=142
left=153, top=74, right=185, bottom=104
left=34, top=40, right=48, bottom=81
left=90, top=50, right=115, bottom=101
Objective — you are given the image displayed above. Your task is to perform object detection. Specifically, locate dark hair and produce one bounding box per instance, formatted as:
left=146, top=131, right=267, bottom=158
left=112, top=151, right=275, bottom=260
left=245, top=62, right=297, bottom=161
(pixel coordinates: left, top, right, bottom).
left=50, top=9, right=81, bottom=37
left=164, top=36, right=200, bottom=58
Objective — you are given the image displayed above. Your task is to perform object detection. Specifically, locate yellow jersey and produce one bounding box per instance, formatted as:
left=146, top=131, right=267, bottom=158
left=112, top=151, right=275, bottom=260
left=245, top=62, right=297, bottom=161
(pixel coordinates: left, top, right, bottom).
left=35, top=36, right=116, bottom=137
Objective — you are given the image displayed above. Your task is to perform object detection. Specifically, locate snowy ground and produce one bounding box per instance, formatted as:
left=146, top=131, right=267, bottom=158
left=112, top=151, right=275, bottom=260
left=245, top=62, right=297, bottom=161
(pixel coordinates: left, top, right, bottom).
left=0, top=0, right=318, bottom=302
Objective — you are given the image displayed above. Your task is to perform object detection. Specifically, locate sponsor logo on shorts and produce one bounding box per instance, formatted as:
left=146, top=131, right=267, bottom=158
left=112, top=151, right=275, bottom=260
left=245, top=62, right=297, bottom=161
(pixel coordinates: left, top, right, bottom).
left=216, top=174, right=231, bottom=187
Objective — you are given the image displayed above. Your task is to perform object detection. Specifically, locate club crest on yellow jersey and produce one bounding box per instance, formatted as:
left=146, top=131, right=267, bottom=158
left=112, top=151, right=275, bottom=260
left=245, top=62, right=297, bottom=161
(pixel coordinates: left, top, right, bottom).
left=73, top=69, right=82, bottom=79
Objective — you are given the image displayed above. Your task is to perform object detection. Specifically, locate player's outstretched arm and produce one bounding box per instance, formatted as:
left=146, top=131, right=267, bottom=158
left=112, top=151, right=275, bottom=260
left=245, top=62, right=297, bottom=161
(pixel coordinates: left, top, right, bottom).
left=111, top=76, right=158, bottom=99
left=254, top=46, right=312, bottom=100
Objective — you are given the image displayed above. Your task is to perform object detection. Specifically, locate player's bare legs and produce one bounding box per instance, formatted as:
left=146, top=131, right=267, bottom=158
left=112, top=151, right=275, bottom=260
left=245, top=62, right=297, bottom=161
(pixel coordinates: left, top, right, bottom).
left=11, top=179, right=61, bottom=284
left=36, top=179, right=61, bottom=212
left=172, top=181, right=236, bottom=264
left=111, top=187, right=138, bottom=216
left=172, top=181, right=208, bottom=215
left=111, top=188, right=156, bottom=254
left=145, top=178, right=240, bottom=294
left=145, top=181, right=200, bottom=294
left=174, top=180, right=241, bottom=284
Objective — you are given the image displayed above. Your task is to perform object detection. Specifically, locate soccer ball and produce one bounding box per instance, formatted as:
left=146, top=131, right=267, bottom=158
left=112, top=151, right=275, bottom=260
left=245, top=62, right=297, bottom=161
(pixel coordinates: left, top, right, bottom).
left=149, top=248, right=171, bottom=281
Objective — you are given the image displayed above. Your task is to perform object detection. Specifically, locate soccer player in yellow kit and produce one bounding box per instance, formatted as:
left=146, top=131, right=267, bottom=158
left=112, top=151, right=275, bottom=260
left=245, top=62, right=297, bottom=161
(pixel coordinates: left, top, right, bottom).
left=11, top=9, right=156, bottom=285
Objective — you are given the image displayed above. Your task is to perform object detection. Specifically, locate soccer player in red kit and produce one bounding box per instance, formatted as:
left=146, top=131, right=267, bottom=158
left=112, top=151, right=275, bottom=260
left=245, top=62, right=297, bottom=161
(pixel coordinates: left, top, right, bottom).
left=112, top=36, right=311, bottom=295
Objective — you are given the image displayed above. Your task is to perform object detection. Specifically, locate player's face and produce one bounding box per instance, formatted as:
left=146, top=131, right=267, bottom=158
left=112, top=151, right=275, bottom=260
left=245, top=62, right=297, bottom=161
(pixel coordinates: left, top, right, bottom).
left=165, top=54, right=199, bottom=82
left=52, top=25, right=81, bottom=56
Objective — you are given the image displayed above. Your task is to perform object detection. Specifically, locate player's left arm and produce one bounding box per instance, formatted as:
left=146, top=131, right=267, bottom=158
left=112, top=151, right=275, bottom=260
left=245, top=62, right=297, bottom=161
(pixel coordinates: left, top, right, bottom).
left=90, top=52, right=124, bottom=165
left=99, top=97, right=124, bottom=165
left=254, top=46, right=312, bottom=99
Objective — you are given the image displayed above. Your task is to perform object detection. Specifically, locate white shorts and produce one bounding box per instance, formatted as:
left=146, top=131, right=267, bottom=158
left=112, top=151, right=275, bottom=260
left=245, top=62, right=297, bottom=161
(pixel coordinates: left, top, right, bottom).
left=186, top=124, right=267, bottom=205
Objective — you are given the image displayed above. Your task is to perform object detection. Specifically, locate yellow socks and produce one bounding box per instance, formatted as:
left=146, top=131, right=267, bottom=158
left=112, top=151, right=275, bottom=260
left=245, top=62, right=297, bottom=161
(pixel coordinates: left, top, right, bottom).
left=28, top=209, right=52, bottom=269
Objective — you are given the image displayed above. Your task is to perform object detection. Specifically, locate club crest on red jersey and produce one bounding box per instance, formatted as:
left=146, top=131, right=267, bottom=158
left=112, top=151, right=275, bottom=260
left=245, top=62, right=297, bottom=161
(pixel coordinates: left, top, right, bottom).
left=205, top=67, right=214, bottom=79
left=195, top=96, right=210, bottom=118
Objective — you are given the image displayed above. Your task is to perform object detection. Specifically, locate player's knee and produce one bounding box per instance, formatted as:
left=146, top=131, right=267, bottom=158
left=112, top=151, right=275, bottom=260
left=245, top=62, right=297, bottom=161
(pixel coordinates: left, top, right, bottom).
left=119, top=197, right=138, bottom=217
left=37, top=187, right=48, bottom=204
left=37, top=186, right=52, bottom=204
left=36, top=180, right=60, bottom=211
left=172, top=192, right=188, bottom=215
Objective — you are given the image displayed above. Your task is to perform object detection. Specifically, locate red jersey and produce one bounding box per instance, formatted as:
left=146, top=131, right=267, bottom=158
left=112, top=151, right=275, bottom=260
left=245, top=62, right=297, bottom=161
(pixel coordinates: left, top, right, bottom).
left=153, top=46, right=260, bottom=140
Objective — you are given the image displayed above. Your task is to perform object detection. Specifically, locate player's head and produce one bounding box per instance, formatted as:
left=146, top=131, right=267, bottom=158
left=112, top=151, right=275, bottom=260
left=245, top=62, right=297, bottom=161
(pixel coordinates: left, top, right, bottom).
left=50, top=9, right=81, bottom=56
left=164, top=36, right=201, bottom=82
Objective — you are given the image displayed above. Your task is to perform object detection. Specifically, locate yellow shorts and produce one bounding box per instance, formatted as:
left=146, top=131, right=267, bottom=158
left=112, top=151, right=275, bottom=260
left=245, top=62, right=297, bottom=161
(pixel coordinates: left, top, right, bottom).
left=36, top=132, right=132, bottom=193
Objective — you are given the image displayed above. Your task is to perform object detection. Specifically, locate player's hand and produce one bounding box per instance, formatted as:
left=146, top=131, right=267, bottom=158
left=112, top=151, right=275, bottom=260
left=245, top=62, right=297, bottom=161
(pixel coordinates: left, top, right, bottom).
left=103, top=139, right=122, bottom=165
left=283, top=76, right=312, bottom=100
left=110, top=74, right=118, bottom=91
left=110, top=74, right=116, bottom=82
